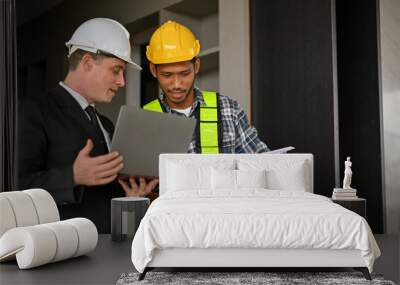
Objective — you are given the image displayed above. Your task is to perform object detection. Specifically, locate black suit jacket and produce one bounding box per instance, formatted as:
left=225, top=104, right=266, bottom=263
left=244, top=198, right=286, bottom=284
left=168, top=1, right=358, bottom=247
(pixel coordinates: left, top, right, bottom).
left=18, top=85, right=124, bottom=233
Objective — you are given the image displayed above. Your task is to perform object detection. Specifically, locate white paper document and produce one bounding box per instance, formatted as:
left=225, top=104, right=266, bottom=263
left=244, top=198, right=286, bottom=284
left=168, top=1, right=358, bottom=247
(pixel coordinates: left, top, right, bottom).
left=267, top=146, right=295, bottom=154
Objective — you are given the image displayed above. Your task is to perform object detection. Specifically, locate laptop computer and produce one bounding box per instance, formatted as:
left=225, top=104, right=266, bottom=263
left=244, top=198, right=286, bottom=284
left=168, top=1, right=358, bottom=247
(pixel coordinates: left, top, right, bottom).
left=110, top=105, right=196, bottom=178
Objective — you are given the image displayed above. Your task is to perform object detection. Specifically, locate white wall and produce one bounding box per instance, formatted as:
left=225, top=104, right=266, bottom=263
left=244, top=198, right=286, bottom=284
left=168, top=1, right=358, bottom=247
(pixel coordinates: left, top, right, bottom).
left=380, top=0, right=400, bottom=234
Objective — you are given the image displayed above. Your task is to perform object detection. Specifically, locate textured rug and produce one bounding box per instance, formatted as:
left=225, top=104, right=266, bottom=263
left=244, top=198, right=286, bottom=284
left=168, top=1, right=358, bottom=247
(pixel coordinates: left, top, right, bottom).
left=116, top=271, right=396, bottom=285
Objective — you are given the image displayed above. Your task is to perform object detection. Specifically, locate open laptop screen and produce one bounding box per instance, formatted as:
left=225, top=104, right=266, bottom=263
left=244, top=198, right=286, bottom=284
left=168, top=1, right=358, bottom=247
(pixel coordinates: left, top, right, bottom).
left=110, top=105, right=196, bottom=177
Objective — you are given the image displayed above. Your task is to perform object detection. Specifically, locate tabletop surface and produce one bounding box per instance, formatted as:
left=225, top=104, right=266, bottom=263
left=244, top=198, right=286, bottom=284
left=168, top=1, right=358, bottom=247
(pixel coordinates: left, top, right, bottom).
left=0, top=234, right=133, bottom=285
left=331, top=197, right=366, bottom=201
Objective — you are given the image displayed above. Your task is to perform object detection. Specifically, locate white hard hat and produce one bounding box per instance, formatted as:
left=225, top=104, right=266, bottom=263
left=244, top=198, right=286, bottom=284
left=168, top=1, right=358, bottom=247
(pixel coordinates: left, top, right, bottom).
left=65, top=18, right=142, bottom=70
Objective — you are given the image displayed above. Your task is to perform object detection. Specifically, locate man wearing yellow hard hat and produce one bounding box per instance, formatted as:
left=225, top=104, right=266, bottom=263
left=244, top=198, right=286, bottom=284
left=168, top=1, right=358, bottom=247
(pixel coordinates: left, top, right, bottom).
left=144, top=21, right=269, bottom=153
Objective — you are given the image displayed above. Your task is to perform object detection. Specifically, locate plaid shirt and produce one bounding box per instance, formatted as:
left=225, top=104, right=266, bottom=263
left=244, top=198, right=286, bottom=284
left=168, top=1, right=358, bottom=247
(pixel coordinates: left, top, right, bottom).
left=157, top=88, right=270, bottom=153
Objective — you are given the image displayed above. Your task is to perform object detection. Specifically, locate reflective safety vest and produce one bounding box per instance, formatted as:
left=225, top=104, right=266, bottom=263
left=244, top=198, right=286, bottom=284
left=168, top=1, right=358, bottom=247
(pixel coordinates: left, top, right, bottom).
left=143, top=91, right=221, bottom=154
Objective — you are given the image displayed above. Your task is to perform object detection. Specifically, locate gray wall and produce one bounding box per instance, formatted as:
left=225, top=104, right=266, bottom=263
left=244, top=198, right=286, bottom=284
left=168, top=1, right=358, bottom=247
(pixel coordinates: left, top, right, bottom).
left=380, top=0, right=400, bottom=234
left=219, top=0, right=251, bottom=118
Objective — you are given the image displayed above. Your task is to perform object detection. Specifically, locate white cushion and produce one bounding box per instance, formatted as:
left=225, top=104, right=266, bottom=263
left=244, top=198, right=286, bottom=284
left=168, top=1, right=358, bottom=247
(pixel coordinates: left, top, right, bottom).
left=65, top=218, right=98, bottom=257
left=0, top=189, right=98, bottom=269
left=167, top=163, right=211, bottom=191
left=23, top=189, right=60, bottom=223
left=211, top=169, right=267, bottom=191
left=266, top=164, right=307, bottom=191
left=0, top=191, right=39, bottom=227
left=0, top=219, right=97, bottom=269
left=159, top=154, right=313, bottom=193
left=0, top=225, right=57, bottom=269
left=42, top=221, right=79, bottom=262
left=238, top=158, right=310, bottom=192
left=0, top=189, right=60, bottom=236
left=166, top=159, right=235, bottom=192
left=236, top=169, right=267, bottom=189
left=211, top=168, right=237, bottom=190
left=159, top=154, right=235, bottom=195
left=0, top=196, right=17, bottom=237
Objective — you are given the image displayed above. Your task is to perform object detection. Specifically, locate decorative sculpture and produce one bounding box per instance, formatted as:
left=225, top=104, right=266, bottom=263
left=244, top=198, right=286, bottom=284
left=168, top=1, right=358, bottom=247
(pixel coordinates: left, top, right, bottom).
left=343, top=157, right=353, bottom=189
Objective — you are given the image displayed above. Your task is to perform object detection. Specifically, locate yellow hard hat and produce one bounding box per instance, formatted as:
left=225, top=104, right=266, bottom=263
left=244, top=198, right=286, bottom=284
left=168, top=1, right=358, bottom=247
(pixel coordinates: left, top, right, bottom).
left=146, top=21, right=200, bottom=64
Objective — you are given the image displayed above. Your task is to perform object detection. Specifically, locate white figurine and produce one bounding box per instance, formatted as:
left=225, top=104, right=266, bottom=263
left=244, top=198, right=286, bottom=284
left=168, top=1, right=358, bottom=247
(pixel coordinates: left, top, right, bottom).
left=343, top=157, right=353, bottom=189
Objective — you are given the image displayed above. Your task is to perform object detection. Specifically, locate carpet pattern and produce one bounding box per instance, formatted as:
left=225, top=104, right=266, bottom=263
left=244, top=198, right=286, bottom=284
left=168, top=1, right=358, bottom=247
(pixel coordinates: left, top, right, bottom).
left=117, top=271, right=396, bottom=285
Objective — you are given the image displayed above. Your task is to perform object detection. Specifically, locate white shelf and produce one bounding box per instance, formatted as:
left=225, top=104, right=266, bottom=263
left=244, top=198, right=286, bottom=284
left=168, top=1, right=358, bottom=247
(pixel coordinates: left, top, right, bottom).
left=165, top=0, right=218, bottom=18
left=198, top=46, right=219, bottom=73
left=199, top=46, right=219, bottom=58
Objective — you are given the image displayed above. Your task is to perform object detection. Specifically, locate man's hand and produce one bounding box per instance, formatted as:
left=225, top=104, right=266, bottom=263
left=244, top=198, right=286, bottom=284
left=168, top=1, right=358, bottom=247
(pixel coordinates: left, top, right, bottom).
left=118, top=177, right=159, bottom=197
left=73, top=139, right=123, bottom=186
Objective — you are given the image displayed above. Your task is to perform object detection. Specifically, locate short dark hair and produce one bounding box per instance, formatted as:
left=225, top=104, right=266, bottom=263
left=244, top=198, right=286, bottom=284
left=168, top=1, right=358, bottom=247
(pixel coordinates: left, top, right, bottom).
left=68, top=49, right=105, bottom=71
left=153, top=57, right=198, bottom=69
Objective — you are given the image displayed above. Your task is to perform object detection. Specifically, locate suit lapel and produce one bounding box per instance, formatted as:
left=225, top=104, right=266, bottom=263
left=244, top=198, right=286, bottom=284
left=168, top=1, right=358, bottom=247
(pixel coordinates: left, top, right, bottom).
left=98, top=113, right=115, bottom=138
left=51, top=85, right=106, bottom=150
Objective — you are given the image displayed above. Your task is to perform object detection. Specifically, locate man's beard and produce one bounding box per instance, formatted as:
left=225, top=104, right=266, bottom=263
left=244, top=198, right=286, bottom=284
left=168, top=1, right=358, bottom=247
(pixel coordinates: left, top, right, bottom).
left=163, top=79, right=195, bottom=106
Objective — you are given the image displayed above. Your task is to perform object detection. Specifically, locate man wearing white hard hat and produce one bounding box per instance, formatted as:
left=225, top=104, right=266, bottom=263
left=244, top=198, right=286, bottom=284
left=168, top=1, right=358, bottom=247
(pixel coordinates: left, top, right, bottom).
left=18, top=18, right=158, bottom=233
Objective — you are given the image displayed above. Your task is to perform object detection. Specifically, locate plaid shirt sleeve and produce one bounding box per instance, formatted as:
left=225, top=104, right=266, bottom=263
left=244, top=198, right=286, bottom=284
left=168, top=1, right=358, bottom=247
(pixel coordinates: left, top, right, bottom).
left=219, top=95, right=270, bottom=153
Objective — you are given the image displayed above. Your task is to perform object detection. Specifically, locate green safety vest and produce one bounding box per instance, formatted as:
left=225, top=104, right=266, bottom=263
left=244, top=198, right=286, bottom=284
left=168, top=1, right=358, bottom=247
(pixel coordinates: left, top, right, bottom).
left=143, top=91, right=221, bottom=154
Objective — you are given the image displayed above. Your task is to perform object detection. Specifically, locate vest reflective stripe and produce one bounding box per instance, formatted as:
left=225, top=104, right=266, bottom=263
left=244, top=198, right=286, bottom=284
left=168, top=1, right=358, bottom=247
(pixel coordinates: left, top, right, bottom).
left=200, top=122, right=219, bottom=154
left=201, top=146, right=219, bottom=154
left=200, top=108, right=218, bottom=122
left=143, top=91, right=220, bottom=154
left=143, top=99, right=163, bottom=112
left=199, top=91, right=219, bottom=154
left=202, top=91, right=217, bottom=107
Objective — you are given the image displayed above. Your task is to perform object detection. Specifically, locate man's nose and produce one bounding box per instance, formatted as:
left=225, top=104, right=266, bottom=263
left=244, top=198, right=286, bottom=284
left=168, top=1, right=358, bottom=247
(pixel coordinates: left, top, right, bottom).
left=172, top=75, right=181, bottom=89
left=117, top=72, right=125, bottom=87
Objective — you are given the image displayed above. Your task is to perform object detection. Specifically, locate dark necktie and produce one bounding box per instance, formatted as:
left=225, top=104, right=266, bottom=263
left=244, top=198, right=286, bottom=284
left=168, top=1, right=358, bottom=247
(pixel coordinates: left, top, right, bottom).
left=85, top=106, right=108, bottom=154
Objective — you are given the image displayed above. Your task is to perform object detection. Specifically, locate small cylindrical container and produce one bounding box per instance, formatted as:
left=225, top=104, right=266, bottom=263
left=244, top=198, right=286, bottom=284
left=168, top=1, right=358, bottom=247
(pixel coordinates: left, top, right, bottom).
left=111, top=197, right=150, bottom=242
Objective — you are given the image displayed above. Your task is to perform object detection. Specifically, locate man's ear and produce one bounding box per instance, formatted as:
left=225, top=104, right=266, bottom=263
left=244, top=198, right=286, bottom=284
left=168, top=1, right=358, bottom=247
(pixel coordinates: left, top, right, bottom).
left=149, top=63, right=157, bottom=78
left=80, top=53, right=94, bottom=71
left=194, top=58, right=201, bottom=74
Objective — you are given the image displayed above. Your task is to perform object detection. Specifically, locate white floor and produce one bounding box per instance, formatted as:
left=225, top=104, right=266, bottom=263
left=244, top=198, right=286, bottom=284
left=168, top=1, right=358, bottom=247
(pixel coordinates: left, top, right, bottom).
left=373, top=234, right=400, bottom=283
